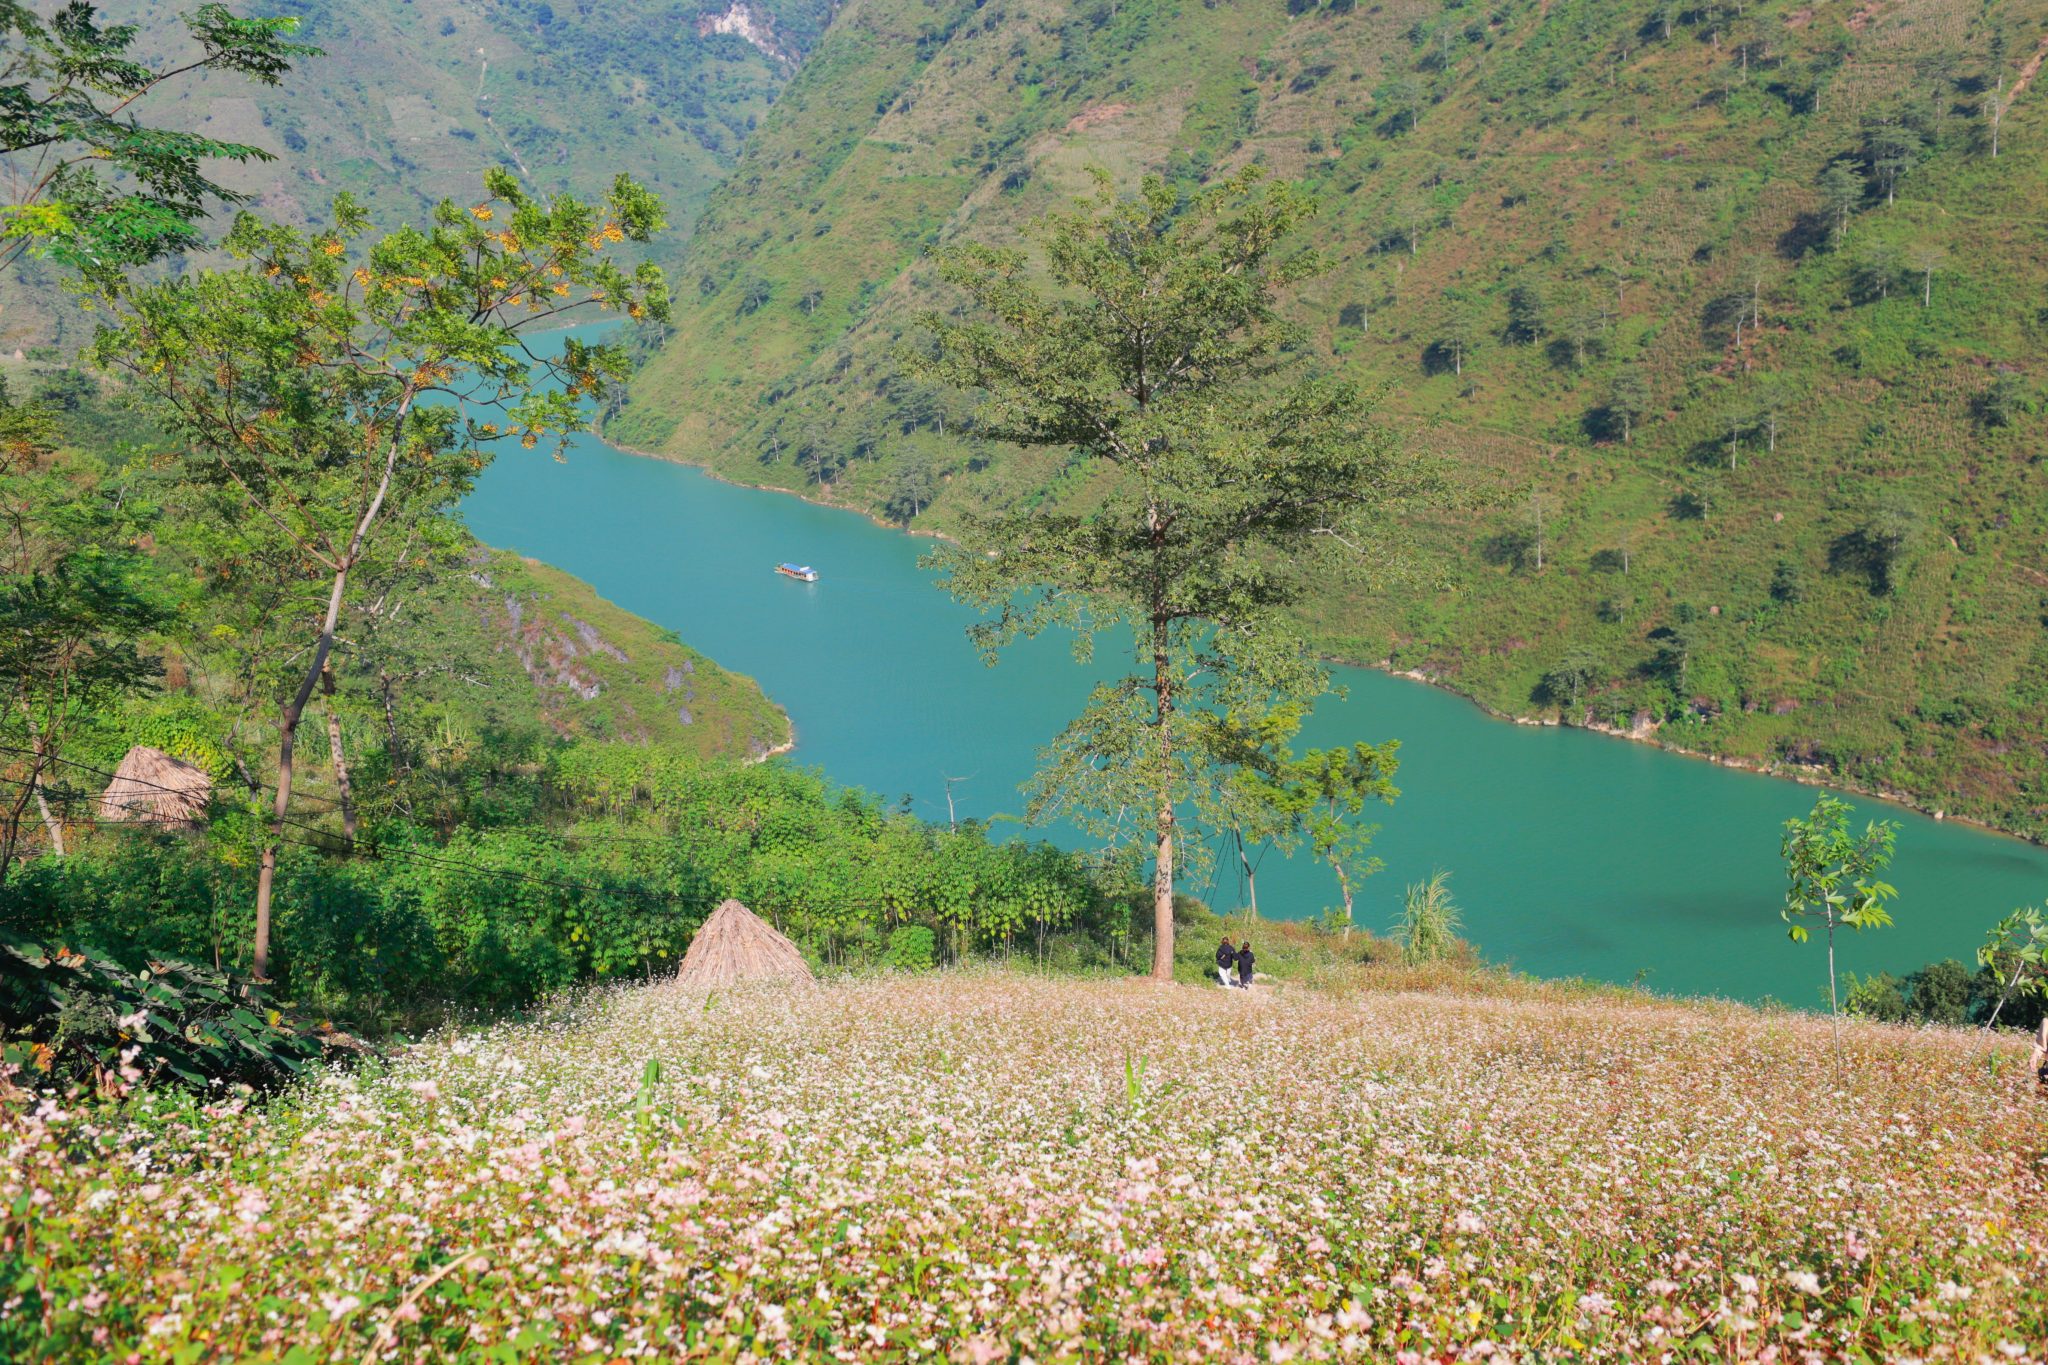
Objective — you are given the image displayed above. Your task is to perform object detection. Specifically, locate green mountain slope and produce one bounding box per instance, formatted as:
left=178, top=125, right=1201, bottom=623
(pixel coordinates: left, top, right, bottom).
left=404, top=547, right=791, bottom=761
left=2, top=0, right=836, bottom=349
left=613, top=0, right=2048, bottom=835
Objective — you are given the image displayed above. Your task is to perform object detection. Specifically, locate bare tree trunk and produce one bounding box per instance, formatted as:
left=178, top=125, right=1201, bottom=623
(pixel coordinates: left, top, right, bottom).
left=251, top=402, right=413, bottom=980
left=23, top=707, right=63, bottom=858
left=1826, top=917, right=1842, bottom=1085
left=321, top=663, right=358, bottom=846
left=253, top=567, right=349, bottom=979
left=1150, top=611, right=1175, bottom=982
left=1237, top=829, right=1259, bottom=921
left=1335, top=862, right=1354, bottom=940
left=33, top=783, right=63, bottom=857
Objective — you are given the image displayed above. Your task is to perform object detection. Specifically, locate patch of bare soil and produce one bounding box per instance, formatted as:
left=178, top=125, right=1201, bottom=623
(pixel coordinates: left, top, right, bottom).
left=1065, top=102, right=1133, bottom=132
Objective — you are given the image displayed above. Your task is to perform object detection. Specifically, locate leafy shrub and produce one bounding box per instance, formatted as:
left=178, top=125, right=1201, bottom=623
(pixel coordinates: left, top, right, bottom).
left=884, top=925, right=937, bottom=971
left=1842, top=970, right=1908, bottom=1021
left=0, top=929, right=352, bottom=1092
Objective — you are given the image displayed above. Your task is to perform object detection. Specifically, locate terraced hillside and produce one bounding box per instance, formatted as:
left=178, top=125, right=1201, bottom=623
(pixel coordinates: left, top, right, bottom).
left=612, top=0, right=2048, bottom=835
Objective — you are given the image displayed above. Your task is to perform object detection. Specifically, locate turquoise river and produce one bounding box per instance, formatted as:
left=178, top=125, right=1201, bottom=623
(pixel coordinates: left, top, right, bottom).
left=464, top=431, right=2048, bottom=1005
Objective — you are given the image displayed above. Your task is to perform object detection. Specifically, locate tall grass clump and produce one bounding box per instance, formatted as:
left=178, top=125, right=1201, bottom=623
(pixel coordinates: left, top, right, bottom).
left=1396, top=870, right=1462, bottom=964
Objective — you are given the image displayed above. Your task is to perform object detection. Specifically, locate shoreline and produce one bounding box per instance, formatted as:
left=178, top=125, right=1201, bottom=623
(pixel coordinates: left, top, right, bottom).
left=1366, top=665, right=2046, bottom=851
left=593, top=426, right=2041, bottom=849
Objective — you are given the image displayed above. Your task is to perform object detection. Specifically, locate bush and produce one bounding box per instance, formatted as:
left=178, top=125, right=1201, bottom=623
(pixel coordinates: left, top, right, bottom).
left=1842, top=970, right=1907, bottom=1021
left=1907, top=958, right=1974, bottom=1026
left=883, top=925, right=937, bottom=971
left=0, top=929, right=354, bottom=1093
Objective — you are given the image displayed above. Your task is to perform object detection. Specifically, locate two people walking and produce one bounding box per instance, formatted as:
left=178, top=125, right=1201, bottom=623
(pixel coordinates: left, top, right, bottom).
left=1215, top=937, right=1255, bottom=989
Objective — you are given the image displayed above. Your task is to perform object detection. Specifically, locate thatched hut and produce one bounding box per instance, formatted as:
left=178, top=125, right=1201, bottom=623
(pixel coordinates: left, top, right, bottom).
left=99, top=746, right=212, bottom=828
left=675, top=898, right=814, bottom=989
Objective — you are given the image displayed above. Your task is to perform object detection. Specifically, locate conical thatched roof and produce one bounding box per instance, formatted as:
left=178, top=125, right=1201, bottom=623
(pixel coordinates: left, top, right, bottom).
left=99, top=746, right=212, bottom=828
left=675, top=898, right=814, bottom=989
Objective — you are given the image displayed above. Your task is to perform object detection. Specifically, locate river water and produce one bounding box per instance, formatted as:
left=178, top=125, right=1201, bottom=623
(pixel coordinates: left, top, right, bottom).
left=464, top=430, right=2048, bottom=1003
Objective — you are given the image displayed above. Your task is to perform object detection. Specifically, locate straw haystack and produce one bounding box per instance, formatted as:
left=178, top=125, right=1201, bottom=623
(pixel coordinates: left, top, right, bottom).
left=675, top=898, right=814, bottom=989
left=99, top=746, right=212, bottom=827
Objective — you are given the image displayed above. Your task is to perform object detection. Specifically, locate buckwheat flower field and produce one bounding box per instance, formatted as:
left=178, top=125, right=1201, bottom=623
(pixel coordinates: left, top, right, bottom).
left=6, top=974, right=2046, bottom=1362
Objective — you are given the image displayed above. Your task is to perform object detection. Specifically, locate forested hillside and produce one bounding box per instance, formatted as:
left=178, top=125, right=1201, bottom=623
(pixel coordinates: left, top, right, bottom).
left=1, top=0, right=836, bottom=348
left=611, top=0, right=2048, bottom=836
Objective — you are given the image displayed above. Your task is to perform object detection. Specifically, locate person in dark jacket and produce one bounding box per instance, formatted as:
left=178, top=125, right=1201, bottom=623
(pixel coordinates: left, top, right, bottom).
left=1235, top=940, right=1255, bottom=989
left=1215, top=937, right=1237, bottom=987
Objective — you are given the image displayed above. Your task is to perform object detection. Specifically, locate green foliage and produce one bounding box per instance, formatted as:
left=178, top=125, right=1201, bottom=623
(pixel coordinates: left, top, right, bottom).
left=0, top=380, right=171, bottom=875
left=1977, top=907, right=2048, bottom=1029
left=914, top=169, right=1440, bottom=977
left=1395, top=870, right=1463, bottom=965
left=1539, top=648, right=1601, bottom=710
left=1840, top=969, right=1907, bottom=1023
left=89, top=169, right=669, bottom=976
left=0, top=2, right=315, bottom=278
left=2, top=741, right=1123, bottom=1026
left=1780, top=794, right=1899, bottom=1024
left=883, top=924, right=937, bottom=971
left=0, top=926, right=339, bottom=1092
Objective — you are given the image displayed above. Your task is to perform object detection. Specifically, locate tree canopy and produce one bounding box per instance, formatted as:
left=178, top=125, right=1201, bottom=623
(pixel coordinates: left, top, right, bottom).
left=916, top=168, right=1443, bottom=977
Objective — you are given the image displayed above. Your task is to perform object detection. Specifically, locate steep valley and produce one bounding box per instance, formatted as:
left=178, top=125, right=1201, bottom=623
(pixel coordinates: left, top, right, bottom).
left=610, top=0, right=2048, bottom=836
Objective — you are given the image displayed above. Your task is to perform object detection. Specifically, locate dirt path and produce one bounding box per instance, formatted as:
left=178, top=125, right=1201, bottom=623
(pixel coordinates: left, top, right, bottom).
left=2011, top=33, right=2048, bottom=102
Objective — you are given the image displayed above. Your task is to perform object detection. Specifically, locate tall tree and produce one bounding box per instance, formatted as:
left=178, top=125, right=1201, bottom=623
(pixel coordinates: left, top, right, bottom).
left=0, top=2, right=313, bottom=283
left=1909, top=244, right=1945, bottom=307
left=0, top=3, right=305, bottom=873
left=1819, top=163, right=1862, bottom=249
left=1861, top=114, right=1924, bottom=206
left=916, top=170, right=1439, bottom=979
left=93, top=170, right=669, bottom=979
left=1606, top=366, right=1649, bottom=444
left=1199, top=703, right=1308, bottom=923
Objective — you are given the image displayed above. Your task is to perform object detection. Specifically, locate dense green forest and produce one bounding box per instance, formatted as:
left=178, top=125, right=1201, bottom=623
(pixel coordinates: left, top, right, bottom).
left=611, top=0, right=2048, bottom=837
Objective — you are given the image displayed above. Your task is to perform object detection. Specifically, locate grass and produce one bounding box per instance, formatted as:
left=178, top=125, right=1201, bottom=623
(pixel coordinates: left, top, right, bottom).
left=8, top=968, right=2045, bottom=1360
left=425, top=548, right=792, bottom=761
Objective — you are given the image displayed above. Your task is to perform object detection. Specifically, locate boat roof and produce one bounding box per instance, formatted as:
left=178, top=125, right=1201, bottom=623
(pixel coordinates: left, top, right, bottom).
left=779, top=562, right=815, bottom=572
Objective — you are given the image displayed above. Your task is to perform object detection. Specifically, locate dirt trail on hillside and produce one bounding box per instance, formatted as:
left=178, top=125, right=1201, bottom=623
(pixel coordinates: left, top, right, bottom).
left=2012, top=34, right=2048, bottom=101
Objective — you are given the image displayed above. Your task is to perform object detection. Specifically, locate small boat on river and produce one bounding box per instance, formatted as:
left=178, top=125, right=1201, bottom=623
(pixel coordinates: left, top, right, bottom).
left=775, top=562, right=820, bottom=583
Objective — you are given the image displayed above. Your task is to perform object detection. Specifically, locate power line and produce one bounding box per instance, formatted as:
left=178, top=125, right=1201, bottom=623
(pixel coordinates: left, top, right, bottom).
left=0, top=741, right=343, bottom=814
left=8, top=752, right=1095, bottom=926
left=4, top=765, right=704, bottom=915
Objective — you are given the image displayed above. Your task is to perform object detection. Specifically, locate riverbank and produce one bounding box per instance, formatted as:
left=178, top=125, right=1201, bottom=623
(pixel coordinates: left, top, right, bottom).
left=594, top=426, right=2040, bottom=848
left=467, top=415, right=2048, bottom=1000
left=1379, top=664, right=2047, bottom=851
left=12, top=971, right=2044, bottom=1361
